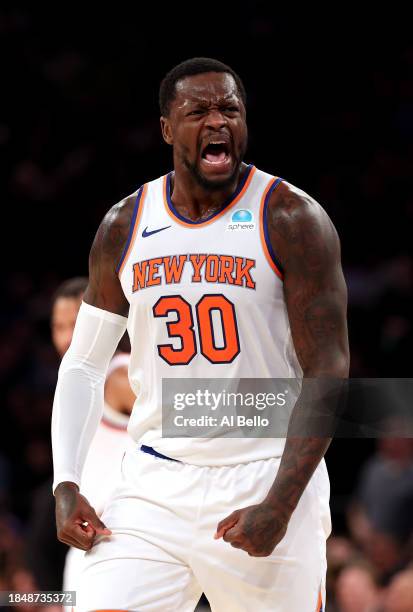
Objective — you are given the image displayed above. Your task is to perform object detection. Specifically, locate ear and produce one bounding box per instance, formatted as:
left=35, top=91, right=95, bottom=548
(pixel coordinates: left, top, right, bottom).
left=160, top=116, right=173, bottom=146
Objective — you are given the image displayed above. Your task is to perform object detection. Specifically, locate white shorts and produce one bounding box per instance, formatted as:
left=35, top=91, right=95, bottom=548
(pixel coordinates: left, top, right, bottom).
left=77, top=447, right=331, bottom=612
left=63, top=546, right=85, bottom=611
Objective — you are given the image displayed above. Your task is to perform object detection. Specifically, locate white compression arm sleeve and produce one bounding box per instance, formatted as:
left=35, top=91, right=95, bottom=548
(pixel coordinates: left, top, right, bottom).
left=51, top=301, right=128, bottom=493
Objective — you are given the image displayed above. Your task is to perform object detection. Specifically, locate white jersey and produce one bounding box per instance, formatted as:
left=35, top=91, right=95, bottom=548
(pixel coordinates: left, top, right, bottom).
left=118, top=165, right=302, bottom=465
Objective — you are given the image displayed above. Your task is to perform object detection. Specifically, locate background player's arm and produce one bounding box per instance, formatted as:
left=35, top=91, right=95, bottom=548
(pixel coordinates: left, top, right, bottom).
left=215, top=182, right=349, bottom=556
left=53, top=194, right=136, bottom=550
left=105, top=366, right=135, bottom=414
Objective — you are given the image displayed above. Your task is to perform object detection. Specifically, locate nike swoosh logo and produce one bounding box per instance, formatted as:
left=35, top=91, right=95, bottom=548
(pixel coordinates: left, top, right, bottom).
left=142, top=225, right=171, bottom=238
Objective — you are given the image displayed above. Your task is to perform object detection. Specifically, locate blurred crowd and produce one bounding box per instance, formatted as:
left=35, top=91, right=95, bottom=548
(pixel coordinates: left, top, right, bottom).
left=1, top=7, right=413, bottom=611
left=327, top=437, right=413, bottom=611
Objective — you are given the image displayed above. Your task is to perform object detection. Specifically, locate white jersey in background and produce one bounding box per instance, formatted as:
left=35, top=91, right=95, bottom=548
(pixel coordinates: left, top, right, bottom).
left=118, top=165, right=303, bottom=464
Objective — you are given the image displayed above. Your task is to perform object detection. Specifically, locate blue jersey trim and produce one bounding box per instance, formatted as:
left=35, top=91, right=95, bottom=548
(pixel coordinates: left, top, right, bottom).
left=115, top=187, right=143, bottom=274
left=140, top=444, right=181, bottom=462
left=263, top=177, right=284, bottom=275
left=166, top=164, right=254, bottom=225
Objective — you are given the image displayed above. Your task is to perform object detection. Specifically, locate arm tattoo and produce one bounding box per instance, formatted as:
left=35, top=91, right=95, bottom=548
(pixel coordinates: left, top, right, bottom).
left=264, top=184, right=349, bottom=515
left=83, top=194, right=136, bottom=314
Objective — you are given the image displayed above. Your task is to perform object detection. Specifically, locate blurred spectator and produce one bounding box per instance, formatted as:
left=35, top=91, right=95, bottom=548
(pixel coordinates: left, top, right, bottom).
left=382, top=568, right=413, bottom=612
left=326, top=536, right=359, bottom=606
left=335, top=560, right=382, bottom=612
left=348, top=438, right=413, bottom=582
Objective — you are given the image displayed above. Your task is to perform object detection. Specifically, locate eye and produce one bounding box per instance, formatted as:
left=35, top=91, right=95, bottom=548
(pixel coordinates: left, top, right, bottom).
left=188, top=109, right=204, bottom=116
left=224, top=106, right=239, bottom=114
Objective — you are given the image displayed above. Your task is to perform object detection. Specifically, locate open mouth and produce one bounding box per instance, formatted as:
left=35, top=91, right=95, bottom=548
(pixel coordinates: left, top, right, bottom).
left=201, top=141, right=231, bottom=165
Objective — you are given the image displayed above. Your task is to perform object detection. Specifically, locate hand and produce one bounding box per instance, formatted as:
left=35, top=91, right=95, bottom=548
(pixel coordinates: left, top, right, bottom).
left=55, top=482, right=112, bottom=551
left=214, top=501, right=290, bottom=557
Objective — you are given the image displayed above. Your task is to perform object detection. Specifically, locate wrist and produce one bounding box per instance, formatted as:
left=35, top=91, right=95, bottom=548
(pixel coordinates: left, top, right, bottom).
left=262, top=492, right=296, bottom=523
left=54, top=481, right=79, bottom=497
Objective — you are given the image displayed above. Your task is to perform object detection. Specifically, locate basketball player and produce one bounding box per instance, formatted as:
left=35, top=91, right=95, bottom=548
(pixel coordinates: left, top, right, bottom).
left=50, top=278, right=135, bottom=602
left=52, top=58, right=349, bottom=611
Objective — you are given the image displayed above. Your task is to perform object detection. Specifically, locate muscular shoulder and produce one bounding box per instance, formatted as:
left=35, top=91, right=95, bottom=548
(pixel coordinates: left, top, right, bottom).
left=266, top=179, right=340, bottom=271
left=83, top=191, right=138, bottom=314
left=93, top=192, right=138, bottom=266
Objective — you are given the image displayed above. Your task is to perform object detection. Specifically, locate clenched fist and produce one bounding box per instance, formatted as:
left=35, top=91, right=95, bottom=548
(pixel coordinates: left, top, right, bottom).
left=214, top=502, right=289, bottom=557
left=55, top=482, right=111, bottom=551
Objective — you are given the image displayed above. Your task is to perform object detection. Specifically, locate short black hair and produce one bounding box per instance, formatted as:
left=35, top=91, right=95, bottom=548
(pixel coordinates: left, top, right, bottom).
left=52, top=277, right=88, bottom=305
left=159, top=57, right=246, bottom=117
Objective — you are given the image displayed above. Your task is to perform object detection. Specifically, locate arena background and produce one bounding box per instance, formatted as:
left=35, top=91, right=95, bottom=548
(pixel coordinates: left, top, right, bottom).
left=1, top=7, right=412, bottom=611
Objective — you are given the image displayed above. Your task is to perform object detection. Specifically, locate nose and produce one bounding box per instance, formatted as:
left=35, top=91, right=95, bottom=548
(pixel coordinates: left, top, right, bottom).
left=205, top=109, right=227, bottom=130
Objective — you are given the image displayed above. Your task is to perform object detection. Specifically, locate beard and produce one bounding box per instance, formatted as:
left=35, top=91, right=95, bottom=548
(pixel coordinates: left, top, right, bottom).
left=180, top=140, right=248, bottom=192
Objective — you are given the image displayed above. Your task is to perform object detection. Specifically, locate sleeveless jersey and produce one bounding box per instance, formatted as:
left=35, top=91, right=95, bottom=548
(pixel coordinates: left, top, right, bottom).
left=118, top=165, right=302, bottom=465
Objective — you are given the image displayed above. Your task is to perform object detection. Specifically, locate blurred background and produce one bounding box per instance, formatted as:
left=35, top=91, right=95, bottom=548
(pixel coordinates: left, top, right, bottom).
left=1, top=6, right=412, bottom=611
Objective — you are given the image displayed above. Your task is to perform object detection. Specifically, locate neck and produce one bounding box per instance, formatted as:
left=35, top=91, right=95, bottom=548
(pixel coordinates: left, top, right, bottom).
left=170, top=162, right=249, bottom=222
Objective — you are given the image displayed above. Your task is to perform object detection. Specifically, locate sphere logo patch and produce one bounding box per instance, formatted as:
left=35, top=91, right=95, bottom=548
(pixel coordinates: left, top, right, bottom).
left=227, top=209, right=255, bottom=231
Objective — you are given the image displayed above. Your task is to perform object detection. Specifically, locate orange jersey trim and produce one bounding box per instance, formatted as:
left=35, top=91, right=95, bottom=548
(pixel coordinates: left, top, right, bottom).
left=117, top=183, right=148, bottom=278
left=259, top=177, right=284, bottom=281
left=163, top=166, right=256, bottom=228
left=316, top=588, right=323, bottom=611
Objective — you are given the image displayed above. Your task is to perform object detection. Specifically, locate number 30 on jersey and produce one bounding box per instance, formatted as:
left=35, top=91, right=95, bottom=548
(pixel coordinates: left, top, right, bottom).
left=153, top=294, right=240, bottom=365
